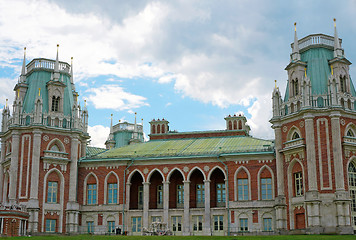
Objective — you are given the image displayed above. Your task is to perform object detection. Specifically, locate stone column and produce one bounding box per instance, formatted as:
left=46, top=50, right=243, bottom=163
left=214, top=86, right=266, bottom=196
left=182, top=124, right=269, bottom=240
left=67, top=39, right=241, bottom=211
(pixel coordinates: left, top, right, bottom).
left=272, top=124, right=287, bottom=230
left=66, top=135, right=80, bottom=233
left=304, top=114, right=317, bottom=191
left=330, top=112, right=345, bottom=191
left=123, top=183, right=131, bottom=232
left=27, top=130, right=41, bottom=233
left=143, top=182, right=150, bottom=229
left=8, top=131, right=20, bottom=204
left=0, top=140, right=5, bottom=203
left=203, top=180, right=211, bottom=235
left=183, top=180, right=190, bottom=236
left=163, top=181, right=169, bottom=224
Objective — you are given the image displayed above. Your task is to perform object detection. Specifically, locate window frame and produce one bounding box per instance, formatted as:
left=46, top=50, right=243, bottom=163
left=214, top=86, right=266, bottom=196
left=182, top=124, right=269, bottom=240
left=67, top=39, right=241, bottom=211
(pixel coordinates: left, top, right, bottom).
left=87, top=184, right=97, bottom=205
left=47, top=181, right=58, bottom=203
left=45, top=219, right=56, bottom=233
left=196, top=184, right=205, bottom=207
left=216, top=183, right=226, bottom=206
left=294, top=172, right=303, bottom=197
left=263, top=218, right=272, bottom=232
left=239, top=218, right=248, bottom=232
left=213, top=215, right=224, bottom=231
left=107, top=221, right=115, bottom=233
left=260, top=178, right=272, bottom=200
left=171, top=216, right=182, bottom=232
left=131, top=217, right=142, bottom=233
left=192, top=215, right=203, bottom=232
left=237, top=178, right=249, bottom=201
left=107, top=183, right=118, bottom=204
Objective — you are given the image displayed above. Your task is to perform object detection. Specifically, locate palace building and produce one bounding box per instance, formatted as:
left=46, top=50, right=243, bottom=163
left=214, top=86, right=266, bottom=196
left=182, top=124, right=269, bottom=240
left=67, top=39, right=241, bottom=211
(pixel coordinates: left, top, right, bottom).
left=1, top=22, right=356, bottom=236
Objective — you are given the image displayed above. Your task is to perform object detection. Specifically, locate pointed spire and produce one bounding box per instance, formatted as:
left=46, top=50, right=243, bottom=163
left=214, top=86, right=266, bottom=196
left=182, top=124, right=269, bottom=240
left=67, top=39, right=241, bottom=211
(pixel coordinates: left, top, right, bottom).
left=291, top=22, right=301, bottom=61
left=333, top=18, right=343, bottom=58
left=53, top=44, right=60, bottom=81
left=70, top=57, right=76, bottom=90
left=19, top=47, right=27, bottom=82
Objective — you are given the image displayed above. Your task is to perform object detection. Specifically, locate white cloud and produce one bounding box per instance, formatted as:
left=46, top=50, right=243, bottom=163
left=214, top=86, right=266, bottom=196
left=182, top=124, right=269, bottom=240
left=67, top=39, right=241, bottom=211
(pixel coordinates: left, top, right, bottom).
left=86, top=84, right=149, bottom=110
left=0, top=78, right=18, bottom=106
left=87, top=125, right=110, bottom=148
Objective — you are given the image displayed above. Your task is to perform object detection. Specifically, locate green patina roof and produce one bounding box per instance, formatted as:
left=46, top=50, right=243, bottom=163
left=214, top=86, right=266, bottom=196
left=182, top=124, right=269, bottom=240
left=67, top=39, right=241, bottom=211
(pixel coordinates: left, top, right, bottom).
left=86, top=146, right=106, bottom=157
left=301, top=48, right=333, bottom=95
left=23, top=71, right=74, bottom=116
left=82, top=136, right=274, bottom=162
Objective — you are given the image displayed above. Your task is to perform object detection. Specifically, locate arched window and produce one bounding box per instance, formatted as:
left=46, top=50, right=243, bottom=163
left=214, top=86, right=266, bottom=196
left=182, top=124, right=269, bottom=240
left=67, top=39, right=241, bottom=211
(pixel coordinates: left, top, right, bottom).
left=233, top=120, right=237, bottom=130
left=50, top=144, right=60, bottom=152
left=294, top=79, right=299, bottom=96
left=340, top=76, right=347, bottom=93
left=347, top=129, right=355, bottom=137
left=157, top=124, right=161, bottom=134
left=151, top=125, right=156, bottom=134
left=162, top=124, right=165, bottom=134
left=228, top=121, right=232, bottom=130
left=348, top=162, right=356, bottom=214
left=236, top=168, right=249, bottom=201
left=62, top=119, right=67, bottom=128
left=51, top=96, right=60, bottom=112
left=86, top=174, right=97, bottom=205
left=25, top=115, right=31, bottom=125
left=238, top=120, right=242, bottom=130
left=292, top=132, right=300, bottom=140
left=106, top=173, right=118, bottom=204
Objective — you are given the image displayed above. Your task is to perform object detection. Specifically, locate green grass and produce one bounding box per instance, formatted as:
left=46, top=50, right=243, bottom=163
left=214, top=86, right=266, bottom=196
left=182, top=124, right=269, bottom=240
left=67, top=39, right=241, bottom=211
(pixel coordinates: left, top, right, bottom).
left=9, top=235, right=356, bottom=240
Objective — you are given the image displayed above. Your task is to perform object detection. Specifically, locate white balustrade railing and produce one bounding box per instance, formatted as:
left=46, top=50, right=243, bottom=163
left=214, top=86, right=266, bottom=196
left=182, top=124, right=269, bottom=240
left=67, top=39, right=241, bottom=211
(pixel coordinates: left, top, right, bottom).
left=26, top=58, right=70, bottom=73
left=291, top=34, right=339, bottom=52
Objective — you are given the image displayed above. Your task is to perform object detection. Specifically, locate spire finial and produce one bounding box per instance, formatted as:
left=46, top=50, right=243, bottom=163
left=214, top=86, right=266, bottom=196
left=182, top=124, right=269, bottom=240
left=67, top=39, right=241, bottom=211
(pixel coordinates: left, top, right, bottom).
left=54, top=44, right=59, bottom=74
left=84, top=99, right=87, bottom=108
left=274, top=80, right=277, bottom=88
left=38, top=88, right=41, bottom=97
left=333, top=18, right=342, bottom=58
left=5, top=99, right=8, bottom=107
left=17, top=89, right=20, bottom=99
left=291, top=22, right=300, bottom=61
left=20, top=47, right=27, bottom=79
left=304, top=68, right=307, bottom=78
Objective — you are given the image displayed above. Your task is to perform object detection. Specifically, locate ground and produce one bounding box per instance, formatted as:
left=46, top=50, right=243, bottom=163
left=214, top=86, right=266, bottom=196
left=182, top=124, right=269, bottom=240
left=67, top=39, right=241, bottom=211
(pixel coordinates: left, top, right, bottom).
left=9, top=235, right=356, bottom=240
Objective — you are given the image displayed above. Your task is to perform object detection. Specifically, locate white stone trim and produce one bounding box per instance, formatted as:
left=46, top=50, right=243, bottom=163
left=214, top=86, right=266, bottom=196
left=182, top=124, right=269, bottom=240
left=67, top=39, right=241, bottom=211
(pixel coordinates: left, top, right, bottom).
left=127, top=169, right=145, bottom=183
left=19, top=134, right=31, bottom=199
left=187, top=166, right=206, bottom=181
left=234, top=166, right=252, bottom=201
left=41, top=168, right=65, bottom=233
left=257, top=165, right=275, bottom=200
left=147, top=168, right=165, bottom=182
left=104, top=171, right=119, bottom=204
left=207, top=166, right=226, bottom=181
left=167, top=167, right=186, bottom=182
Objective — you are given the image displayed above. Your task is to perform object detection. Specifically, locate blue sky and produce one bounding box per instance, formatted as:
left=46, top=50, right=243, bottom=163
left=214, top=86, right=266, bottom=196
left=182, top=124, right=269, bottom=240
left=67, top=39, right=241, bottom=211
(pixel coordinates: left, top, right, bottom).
left=1, top=0, right=356, bottom=147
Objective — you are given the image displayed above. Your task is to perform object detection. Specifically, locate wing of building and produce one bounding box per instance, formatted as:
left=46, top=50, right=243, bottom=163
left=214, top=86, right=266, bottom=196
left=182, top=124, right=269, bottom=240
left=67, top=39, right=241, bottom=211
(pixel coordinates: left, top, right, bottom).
left=0, top=22, right=356, bottom=236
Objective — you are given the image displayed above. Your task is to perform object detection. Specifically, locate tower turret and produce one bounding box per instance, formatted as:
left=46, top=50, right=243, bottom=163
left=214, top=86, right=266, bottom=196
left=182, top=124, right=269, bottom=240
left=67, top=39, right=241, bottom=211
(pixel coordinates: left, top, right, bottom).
left=150, top=118, right=169, bottom=135
left=224, top=114, right=250, bottom=135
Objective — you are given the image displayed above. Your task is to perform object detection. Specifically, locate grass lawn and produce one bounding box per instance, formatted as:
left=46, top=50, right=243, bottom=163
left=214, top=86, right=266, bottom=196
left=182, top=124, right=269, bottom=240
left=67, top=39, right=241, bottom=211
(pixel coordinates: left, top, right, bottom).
left=9, top=235, right=356, bottom=240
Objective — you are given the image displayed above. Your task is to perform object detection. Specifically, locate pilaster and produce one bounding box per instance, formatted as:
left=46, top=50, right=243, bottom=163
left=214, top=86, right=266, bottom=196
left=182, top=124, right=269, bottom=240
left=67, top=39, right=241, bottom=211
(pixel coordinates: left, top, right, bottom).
left=0, top=140, right=5, bottom=203
left=203, top=179, right=211, bottom=235
left=304, top=114, right=317, bottom=191
left=143, top=182, right=150, bottom=229
left=8, top=131, right=20, bottom=204
left=163, top=181, right=169, bottom=224
left=183, top=180, right=190, bottom=236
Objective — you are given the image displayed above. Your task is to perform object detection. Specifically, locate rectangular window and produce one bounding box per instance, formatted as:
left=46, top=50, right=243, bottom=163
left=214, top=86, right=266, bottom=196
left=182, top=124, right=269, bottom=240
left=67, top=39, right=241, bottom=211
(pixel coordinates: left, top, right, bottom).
left=237, top=179, right=248, bottom=201
left=47, top=181, right=58, bottom=203
left=157, top=185, right=163, bottom=208
left=263, top=218, right=272, bottom=231
left=172, top=216, right=182, bottom=232
left=138, top=186, right=143, bottom=209
left=132, top=217, right=142, bottom=233
left=107, top=221, right=115, bottom=233
left=192, top=215, right=203, bottom=232
left=351, top=190, right=356, bottom=212
left=239, top=218, right=248, bottom=232
left=216, top=183, right=226, bottom=206
left=0, top=218, right=3, bottom=234
left=213, top=215, right=224, bottom=231
left=196, top=184, right=205, bottom=207
left=152, top=216, right=162, bottom=223
left=87, top=184, right=97, bottom=205
left=45, top=219, right=56, bottom=233
left=177, top=184, right=184, bottom=207
left=294, top=172, right=303, bottom=196
left=87, top=221, right=94, bottom=233
left=108, top=183, right=118, bottom=204
left=261, top=178, right=272, bottom=200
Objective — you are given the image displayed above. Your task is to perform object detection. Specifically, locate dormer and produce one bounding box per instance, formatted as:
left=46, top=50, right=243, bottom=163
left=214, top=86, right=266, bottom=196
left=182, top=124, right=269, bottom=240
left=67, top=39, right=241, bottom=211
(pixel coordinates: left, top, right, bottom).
left=150, top=118, right=169, bottom=135
left=224, top=114, right=250, bottom=135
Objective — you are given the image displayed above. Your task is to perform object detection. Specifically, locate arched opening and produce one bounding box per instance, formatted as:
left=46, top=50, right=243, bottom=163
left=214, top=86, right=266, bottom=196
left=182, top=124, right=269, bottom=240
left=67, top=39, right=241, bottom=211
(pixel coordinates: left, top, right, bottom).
left=291, top=132, right=300, bottom=140
left=168, top=170, right=184, bottom=209
left=238, top=120, right=242, bottom=130
left=348, top=99, right=352, bottom=109
left=233, top=120, right=237, bottom=130
left=228, top=121, right=232, bottom=130
left=151, top=125, right=156, bottom=134
left=189, top=169, right=204, bottom=208
left=294, top=79, right=299, bottom=96
left=290, top=103, right=294, bottom=113
left=62, top=118, right=67, bottom=128
left=46, top=171, right=60, bottom=203
left=106, top=173, right=118, bottom=204
left=294, top=207, right=306, bottom=229
left=25, top=115, right=31, bottom=125
left=317, top=97, right=324, bottom=108
left=51, top=96, right=60, bottom=112
left=129, top=171, right=144, bottom=210
left=157, top=124, right=161, bottom=134
left=149, top=171, right=163, bottom=209
left=47, top=117, right=51, bottom=126
left=54, top=118, right=59, bottom=127
left=340, top=76, right=347, bottom=93
left=50, top=144, right=60, bottom=152
left=297, top=101, right=301, bottom=111
left=210, top=168, right=225, bottom=207
left=86, top=174, right=97, bottom=205
left=259, top=167, right=273, bottom=200
left=162, top=124, right=165, bottom=134
left=291, top=162, right=303, bottom=197
left=236, top=168, right=249, bottom=201
left=348, top=161, right=356, bottom=228
left=285, top=105, right=288, bottom=115
left=347, top=129, right=355, bottom=137
left=341, top=98, right=345, bottom=108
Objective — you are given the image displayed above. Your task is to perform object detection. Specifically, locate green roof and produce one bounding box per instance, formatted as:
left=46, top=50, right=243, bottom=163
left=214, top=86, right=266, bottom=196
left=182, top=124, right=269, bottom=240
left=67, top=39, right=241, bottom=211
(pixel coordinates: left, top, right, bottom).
left=86, top=146, right=106, bottom=157
left=82, top=136, right=274, bottom=162
left=23, top=71, right=74, bottom=116
left=301, top=48, right=333, bottom=95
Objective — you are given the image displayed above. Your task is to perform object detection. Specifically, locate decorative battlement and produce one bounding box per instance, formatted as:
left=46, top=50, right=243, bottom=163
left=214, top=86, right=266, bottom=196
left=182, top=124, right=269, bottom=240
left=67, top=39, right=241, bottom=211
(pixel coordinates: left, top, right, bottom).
left=291, top=34, right=341, bottom=53
left=26, top=58, right=71, bottom=75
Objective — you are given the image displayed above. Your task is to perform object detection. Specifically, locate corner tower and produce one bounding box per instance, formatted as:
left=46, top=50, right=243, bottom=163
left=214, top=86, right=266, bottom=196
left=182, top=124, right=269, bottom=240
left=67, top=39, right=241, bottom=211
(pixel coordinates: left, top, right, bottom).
left=271, top=21, right=356, bottom=234
left=0, top=46, right=89, bottom=235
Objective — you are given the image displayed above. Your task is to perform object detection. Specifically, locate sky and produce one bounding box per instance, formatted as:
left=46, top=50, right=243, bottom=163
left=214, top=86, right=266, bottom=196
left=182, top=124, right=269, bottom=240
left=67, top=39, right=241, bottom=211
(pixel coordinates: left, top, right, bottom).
left=1, top=0, right=356, bottom=148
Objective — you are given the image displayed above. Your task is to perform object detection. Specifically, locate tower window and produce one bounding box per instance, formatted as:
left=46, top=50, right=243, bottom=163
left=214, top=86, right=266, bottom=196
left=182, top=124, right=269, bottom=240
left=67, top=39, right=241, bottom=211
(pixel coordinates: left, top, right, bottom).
left=292, top=132, right=300, bottom=140
left=340, top=76, right=347, bottom=93
left=51, top=96, right=60, bottom=112
left=294, top=172, right=303, bottom=197
left=347, top=129, right=355, bottom=137
left=294, top=79, right=299, bottom=96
